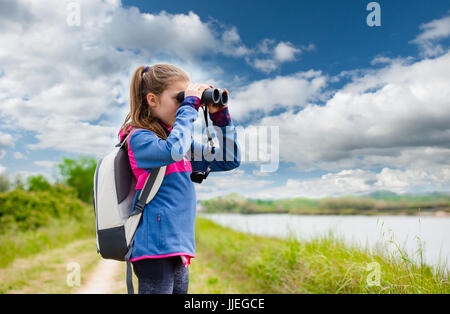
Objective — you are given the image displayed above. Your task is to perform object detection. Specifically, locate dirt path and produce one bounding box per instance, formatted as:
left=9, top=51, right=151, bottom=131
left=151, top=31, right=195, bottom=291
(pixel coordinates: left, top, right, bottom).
left=76, top=259, right=123, bottom=294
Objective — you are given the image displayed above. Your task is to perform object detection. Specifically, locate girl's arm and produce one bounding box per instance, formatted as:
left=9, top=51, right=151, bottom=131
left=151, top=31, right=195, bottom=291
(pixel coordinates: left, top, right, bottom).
left=128, top=96, right=201, bottom=169
left=190, top=106, right=241, bottom=172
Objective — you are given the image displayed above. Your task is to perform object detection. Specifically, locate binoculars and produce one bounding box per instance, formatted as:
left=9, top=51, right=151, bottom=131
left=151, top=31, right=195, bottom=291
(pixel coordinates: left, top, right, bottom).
left=177, top=88, right=228, bottom=107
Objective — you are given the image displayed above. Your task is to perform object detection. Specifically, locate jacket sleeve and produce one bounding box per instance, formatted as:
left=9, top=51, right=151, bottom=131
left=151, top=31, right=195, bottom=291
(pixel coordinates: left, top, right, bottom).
left=190, top=106, right=241, bottom=172
left=128, top=96, right=200, bottom=170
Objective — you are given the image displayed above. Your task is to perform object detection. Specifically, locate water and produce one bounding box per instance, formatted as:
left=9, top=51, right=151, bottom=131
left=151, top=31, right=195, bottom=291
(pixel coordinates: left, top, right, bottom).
left=200, top=213, right=450, bottom=269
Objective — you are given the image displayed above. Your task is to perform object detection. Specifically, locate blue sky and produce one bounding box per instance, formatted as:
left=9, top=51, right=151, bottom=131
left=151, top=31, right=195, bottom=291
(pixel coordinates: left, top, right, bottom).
left=0, top=0, right=449, bottom=199
left=122, top=0, right=448, bottom=76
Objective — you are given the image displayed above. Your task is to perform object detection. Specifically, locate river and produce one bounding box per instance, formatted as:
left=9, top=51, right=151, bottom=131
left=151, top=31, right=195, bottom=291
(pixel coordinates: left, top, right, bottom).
left=200, top=213, right=450, bottom=270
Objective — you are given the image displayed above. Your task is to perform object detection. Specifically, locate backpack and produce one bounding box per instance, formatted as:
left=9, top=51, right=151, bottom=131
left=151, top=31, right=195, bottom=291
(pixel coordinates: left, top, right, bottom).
left=92, top=128, right=166, bottom=293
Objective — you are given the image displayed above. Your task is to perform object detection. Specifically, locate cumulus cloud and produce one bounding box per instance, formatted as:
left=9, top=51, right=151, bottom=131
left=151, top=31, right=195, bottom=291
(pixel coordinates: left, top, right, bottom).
left=273, top=42, right=302, bottom=62
left=13, top=152, right=27, bottom=160
left=34, top=160, right=55, bottom=168
left=0, top=0, right=315, bottom=157
left=410, top=13, right=450, bottom=57
left=196, top=168, right=274, bottom=200
left=1, top=1, right=449, bottom=198
left=238, top=165, right=450, bottom=199
left=230, top=69, right=328, bottom=121
left=0, top=0, right=253, bottom=157
left=210, top=50, right=450, bottom=198
left=246, top=39, right=315, bottom=73
left=200, top=46, right=450, bottom=198
left=0, top=131, right=14, bottom=160
left=249, top=52, right=450, bottom=173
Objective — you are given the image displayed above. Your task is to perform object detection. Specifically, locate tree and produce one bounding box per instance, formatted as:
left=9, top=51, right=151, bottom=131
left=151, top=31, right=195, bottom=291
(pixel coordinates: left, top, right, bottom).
left=27, top=174, right=52, bottom=191
left=56, top=156, right=97, bottom=204
left=0, top=171, right=10, bottom=193
left=13, top=173, right=25, bottom=190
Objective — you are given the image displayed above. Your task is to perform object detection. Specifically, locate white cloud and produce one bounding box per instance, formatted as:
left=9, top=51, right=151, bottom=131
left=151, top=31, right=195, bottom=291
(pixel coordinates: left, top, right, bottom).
left=1, top=1, right=449, bottom=199
left=196, top=168, right=274, bottom=200
left=246, top=39, right=314, bottom=73
left=412, top=14, right=450, bottom=42
left=240, top=165, right=450, bottom=199
left=222, top=26, right=241, bottom=43
left=256, top=38, right=275, bottom=54
left=0, top=131, right=14, bottom=160
left=0, top=0, right=315, bottom=158
left=230, top=69, right=328, bottom=121
left=273, top=41, right=301, bottom=62
left=0, top=0, right=253, bottom=157
left=34, top=160, right=55, bottom=168
left=250, top=52, right=450, bottom=173
left=8, top=169, right=56, bottom=185
left=410, top=13, right=450, bottom=57
left=0, top=132, right=14, bottom=149
left=256, top=169, right=375, bottom=199
left=250, top=58, right=279, bottom=74
left=13, top=152, right=27, bottom=160
left=215, top=50, right=450, bottom=198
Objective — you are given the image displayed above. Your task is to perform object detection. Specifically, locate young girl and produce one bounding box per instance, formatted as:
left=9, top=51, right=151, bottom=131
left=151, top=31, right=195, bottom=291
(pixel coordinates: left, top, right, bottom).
left=118, top=64, right=241, bottom=294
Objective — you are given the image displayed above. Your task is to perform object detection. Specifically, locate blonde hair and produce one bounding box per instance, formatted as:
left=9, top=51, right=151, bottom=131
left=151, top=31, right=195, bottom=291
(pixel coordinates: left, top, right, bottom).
left=118, top=64, right=190, bottom=146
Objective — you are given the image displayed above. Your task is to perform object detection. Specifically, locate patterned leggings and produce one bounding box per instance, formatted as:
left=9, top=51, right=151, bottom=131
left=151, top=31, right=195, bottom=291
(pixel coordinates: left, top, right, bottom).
left=132, top=256, right=189, bottom=294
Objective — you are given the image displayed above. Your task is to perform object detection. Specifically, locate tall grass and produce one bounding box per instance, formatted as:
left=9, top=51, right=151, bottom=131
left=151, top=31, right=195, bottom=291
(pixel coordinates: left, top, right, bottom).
left=195, top=217, right=449, bottom=293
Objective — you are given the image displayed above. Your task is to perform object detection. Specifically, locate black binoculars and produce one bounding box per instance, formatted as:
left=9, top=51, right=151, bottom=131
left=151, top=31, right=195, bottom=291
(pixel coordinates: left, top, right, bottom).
left=190, top=165, right=211, bottom=184
left=177, top=88, right=228, bottom=107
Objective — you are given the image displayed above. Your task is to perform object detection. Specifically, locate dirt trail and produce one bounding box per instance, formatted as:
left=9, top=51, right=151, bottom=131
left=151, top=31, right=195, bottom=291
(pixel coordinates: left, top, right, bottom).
left=76, top=259, right=122, bottom=294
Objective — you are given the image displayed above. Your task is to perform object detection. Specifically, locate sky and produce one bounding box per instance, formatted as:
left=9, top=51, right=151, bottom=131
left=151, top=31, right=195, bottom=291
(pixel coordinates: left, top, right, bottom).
left=0, top=0, right=449, bottom=200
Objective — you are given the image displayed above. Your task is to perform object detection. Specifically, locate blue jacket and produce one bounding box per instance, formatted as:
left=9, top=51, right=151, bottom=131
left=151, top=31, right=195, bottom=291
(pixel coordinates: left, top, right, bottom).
left=118, top=96, right=241, bottom=261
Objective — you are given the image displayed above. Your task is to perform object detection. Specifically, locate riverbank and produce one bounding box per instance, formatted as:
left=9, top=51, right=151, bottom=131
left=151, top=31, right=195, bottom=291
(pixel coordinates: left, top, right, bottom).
left=200, top=192, right=450, bottom=216
left=200, top=208, right=450, bottom=217
left=1, top=214, right=448, bottom=293
left=194, top=217, right=449, bottom=293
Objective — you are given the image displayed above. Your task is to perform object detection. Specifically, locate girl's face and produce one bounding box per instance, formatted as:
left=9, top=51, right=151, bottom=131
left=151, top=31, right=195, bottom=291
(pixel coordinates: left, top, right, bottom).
left=147, top=80, right=189, bottom=127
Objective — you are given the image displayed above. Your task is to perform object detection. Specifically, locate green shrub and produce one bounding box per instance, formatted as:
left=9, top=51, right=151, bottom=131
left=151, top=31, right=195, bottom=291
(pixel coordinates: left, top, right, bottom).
left=56, top=156, right=97, bottom=204
left=27, top=175, right=52, bottom=192
left=0, top=185, right=86, bottom=233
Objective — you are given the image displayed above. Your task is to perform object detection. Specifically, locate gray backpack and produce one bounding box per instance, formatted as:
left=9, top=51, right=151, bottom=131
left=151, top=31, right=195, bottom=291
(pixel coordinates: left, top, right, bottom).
left=93, top=129, right=166, bottom=293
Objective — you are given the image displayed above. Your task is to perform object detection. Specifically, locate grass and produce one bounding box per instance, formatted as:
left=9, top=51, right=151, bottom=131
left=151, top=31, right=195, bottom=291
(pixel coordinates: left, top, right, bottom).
left=113, top=243, right=254, bottom=294
left=194, top=217, right=449, bottom=294
left=0, top=239, right=101, bottom=294
left=0, top=202, right=98, bottom=293
left=1, top=213, right=448, bottom=294
left=0, top=205, right=95, bottom=268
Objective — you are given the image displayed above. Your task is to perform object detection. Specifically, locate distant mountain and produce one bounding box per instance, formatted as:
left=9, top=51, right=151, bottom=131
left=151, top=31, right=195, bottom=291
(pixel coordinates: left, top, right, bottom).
left=364, top=190, right=400, bottom=199
left=362, top=190, right=450, bottom=200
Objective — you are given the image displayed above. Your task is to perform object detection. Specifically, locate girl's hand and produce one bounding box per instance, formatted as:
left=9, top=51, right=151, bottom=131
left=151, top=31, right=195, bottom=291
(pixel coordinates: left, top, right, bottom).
left=207, top=85, right=228, bottom=114
left=184, top=83, right=210, bottom=100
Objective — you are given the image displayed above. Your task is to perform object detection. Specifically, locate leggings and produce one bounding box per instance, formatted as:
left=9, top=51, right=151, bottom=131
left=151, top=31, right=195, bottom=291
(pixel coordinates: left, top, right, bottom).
left=132, top=256, right=189, bottom=294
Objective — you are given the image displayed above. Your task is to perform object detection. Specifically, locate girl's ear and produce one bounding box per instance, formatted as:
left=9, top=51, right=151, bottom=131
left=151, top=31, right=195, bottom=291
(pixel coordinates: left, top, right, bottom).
left=146, top=93, right=159, bottom=108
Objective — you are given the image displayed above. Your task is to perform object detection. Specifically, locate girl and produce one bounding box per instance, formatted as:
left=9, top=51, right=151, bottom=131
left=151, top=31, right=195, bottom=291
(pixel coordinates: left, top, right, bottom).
left=118, top=64, right=241, bottom=294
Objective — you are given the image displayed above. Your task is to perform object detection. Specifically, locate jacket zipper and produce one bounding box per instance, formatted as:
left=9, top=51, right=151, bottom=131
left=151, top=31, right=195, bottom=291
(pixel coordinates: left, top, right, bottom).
left=157, top=214, right=162, bottom=248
